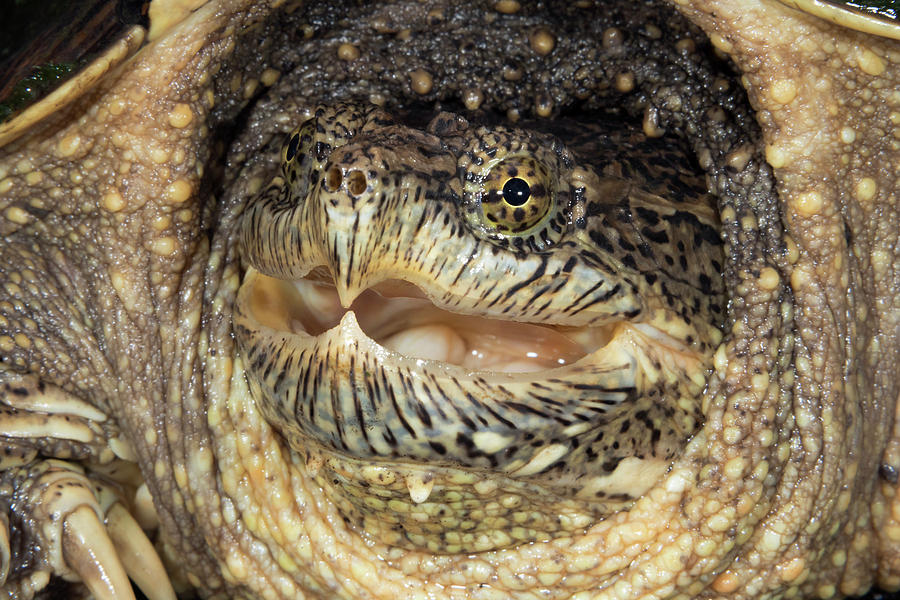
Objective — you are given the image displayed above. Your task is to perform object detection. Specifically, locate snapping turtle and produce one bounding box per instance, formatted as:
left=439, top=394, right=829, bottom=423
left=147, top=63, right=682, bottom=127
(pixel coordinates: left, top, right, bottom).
left=0, top=0, right=898, bottom=599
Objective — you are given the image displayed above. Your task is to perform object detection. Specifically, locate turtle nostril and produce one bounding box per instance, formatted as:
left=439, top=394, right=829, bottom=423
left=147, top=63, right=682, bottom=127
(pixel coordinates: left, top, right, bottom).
left=347, top=170, right=367, bottom=196
left=325, top=166, right=343, bottom=191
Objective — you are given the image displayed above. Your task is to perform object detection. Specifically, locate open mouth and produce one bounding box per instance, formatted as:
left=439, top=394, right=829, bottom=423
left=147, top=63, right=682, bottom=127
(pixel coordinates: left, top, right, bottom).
left=231, top=100, right=722, bottom=554
left=234, top=263, right=711, bottom=553
left=234, top=265, right=673, bottom=552
left=246, top=269, right=619, bottom=375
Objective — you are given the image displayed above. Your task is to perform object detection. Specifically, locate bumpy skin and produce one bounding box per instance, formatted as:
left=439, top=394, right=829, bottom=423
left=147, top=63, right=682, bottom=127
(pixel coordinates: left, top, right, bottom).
left=233, top=103, right=724, bottom=554
left=0, top=1, right=897, bottom=599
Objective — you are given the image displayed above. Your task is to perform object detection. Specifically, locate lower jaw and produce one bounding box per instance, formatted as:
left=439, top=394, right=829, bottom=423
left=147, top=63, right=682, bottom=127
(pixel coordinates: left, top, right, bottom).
left=297, top=439, right=628, bottom=554
left=234, top=268, right=702, bottom=553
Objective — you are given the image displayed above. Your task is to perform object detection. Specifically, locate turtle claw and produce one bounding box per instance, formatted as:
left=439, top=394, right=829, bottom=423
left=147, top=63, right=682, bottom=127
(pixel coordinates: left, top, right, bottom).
left=0, top=371, right=111, bottom=466
left=61, top=505, right=135, bottom=600
left=0, top=513, right=9, bottom=586
left=0, top=460, right=175, bottom=599
left=106, top=503, right=177, bottom=600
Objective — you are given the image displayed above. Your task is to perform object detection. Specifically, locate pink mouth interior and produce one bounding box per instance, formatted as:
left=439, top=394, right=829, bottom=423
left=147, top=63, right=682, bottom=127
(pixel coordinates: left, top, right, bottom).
left=285, top=276, right=615, bottom=373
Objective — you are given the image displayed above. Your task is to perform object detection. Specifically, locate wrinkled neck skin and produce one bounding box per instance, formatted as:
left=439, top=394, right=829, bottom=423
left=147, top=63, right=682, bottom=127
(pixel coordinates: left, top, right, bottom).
left=199, top=3, right=898, bottom=597
left=11, top=0, right=897, bottom=597
left=675, top=2, right=900, bottom=594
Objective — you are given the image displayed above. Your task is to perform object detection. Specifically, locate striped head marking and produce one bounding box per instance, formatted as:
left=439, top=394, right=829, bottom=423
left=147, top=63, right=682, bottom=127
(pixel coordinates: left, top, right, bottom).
left=235, top=102, right=725, bottom=553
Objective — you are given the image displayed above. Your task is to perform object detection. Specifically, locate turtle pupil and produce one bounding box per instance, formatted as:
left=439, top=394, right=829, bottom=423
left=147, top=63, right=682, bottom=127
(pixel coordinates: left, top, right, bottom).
left=502, top=177, right=530, bottom=207
left=286, top=133, right=300, bottom=162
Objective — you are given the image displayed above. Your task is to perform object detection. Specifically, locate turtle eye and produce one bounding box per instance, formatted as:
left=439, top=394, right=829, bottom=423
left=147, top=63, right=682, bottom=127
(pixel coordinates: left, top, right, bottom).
left=285, top=132, right=301, bottom=162
left=481, top=157, right=553, bottom=234
left=281, top=119, right=317, bottom=196
left=282, top=119, right=316, bottom=164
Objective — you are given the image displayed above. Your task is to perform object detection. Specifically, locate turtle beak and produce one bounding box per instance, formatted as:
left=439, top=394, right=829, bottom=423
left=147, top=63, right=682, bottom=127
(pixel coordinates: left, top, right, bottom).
left=312, top=161, right=390, bottom=308
left=240, top=118, right=460, bottom=303
left=299, top=138, right=457, bottom=307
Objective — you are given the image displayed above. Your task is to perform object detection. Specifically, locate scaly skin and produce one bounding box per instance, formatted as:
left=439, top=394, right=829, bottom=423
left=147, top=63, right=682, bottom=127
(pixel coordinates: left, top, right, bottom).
left=233, top=102, right=724, bottom=554
left=0, top=0, right=896, bottom=599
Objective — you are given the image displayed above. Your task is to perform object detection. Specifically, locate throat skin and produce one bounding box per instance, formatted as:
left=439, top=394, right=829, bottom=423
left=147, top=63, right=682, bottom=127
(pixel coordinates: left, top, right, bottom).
left=0, top=0, right=895, bottom=599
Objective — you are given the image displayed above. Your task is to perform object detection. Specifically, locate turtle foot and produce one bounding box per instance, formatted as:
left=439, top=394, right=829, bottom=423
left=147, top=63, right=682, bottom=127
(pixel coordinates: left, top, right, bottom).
left=0, top=460, right=175, bottom=600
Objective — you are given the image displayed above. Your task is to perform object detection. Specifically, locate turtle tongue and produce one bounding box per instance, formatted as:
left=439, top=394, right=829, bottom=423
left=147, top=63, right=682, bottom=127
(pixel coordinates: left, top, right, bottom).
left=292, top=278, right=612, bottom=372
left=378, top=317, right=589, bottom=372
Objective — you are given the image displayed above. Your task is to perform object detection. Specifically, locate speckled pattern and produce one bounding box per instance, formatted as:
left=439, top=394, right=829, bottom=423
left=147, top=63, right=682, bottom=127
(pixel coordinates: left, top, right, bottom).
left=233, top=101, right=723, bottom=553
left=0, top=0, right=897, bottom=599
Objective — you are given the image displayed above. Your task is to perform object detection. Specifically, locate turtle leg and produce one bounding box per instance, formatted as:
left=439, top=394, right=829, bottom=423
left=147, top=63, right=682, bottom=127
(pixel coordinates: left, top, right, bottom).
left=0, top=372, right=175, bottom=600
